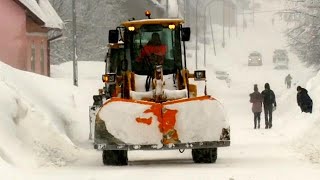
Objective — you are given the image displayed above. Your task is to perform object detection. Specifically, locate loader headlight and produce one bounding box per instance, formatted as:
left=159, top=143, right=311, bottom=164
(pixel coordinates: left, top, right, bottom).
left=169, top=24, right=176, bottom=30
left=102, top=73, right=116, bottom=84
left=128, top=26, right=135, bottom=31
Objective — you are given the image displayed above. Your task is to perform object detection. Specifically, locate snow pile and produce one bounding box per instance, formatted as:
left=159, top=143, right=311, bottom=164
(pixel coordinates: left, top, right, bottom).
left=98, top=101, right=163, bottom=145
left=285, top=71, right=320, bottom=163
left=130, top=90, right=154, bottom=100
left=0, top=61, right=88, bottom=167
left=51, top=61, right=105, bottom=79
left=98, top=97, right=228, bottom=145
left=167, top=98, right=228, bottom=142
left=51, top=61, right=105, bottom=105
left=133, top=74, right=178, bottom=92
left=164, top=89, right=187, bottom=99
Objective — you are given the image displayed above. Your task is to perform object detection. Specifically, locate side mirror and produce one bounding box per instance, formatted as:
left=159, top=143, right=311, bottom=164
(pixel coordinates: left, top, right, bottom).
left=109, top=30, right=119, bottom=43
left=181, top=27, right=191, bottom=41
left=194, top=70, right=206, bottom=81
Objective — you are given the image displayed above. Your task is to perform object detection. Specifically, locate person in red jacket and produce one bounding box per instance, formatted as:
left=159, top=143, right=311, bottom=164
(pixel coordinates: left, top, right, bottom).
left=137, top=33, right=167, bottom=64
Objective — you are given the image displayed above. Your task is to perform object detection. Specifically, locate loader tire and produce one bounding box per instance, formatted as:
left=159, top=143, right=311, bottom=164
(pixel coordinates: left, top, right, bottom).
left=102, top=150, right=128, bottom=166
left=192, top=148, right=217, bottom=163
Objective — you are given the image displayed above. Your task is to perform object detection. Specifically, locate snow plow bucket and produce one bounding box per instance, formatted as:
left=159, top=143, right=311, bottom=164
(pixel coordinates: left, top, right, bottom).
left=94, top=96, right=230, bottom=150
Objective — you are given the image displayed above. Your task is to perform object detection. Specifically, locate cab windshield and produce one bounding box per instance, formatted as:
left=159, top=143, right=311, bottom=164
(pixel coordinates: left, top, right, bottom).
left=129, top=25, right=180, bottom=75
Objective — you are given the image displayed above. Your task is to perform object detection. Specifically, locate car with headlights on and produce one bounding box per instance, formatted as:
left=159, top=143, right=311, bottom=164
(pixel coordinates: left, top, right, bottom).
left=248, top=51, right=262, bottom=66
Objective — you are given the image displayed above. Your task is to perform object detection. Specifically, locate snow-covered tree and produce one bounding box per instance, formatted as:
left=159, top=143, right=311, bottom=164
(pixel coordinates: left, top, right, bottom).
left=49, top=0, right=165, bottom=64
left=284, top=0, right=320, bottom=68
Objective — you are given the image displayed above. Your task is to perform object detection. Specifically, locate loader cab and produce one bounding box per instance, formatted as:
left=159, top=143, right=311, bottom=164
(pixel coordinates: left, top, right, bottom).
left=106, top=15, right=193, bottom=100
left=129, top=24, right=180, bottom=75
left=108, top=18, right=190, bottom=76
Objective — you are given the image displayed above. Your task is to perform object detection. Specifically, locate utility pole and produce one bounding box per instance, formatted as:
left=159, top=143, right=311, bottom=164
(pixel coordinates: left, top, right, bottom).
left=204, top=12, right=206, bottom=67
left=228, top=3, right=231, bottom=38
left=209, top=11, right=216, bottom=56
left=184, top=0, right=186, bottom=22
left=222, top=0, right=225, bottom=48
left=242, top=7, right=245, bottom=31
left=235, top=2, right=238, bottom=37
left=204, top=0, right=217, bottom=67
left=252, top=0, right=255, bottom=25
left=196, top=0, right=198, bottom=69
left=185, top=0, right=190, bottom=26
left=72, top=0, right=78, bottom=86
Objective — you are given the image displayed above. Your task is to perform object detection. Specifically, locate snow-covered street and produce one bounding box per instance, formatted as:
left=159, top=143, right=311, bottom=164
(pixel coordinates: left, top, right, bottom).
left=1, top=0, right=320, bottom=179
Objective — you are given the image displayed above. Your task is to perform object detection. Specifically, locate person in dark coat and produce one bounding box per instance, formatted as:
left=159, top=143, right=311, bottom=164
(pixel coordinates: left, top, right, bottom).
left=261, top=83, right=277, bottom=129
left=250, top=84, right=263, bottom=129
left=297, top=86, right=313, bottom=113
left=285, top=74, right=292, bottom=89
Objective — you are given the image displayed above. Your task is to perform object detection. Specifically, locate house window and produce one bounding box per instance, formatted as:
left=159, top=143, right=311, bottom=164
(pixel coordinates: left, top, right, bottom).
left=40, top=42, right=45, bottom=74
left=31, top=43, right=36, bottom=72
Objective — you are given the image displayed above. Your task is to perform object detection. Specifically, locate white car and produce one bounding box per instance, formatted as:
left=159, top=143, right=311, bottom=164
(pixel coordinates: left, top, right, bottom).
left=215, top=71, right=229, bottom=80
left=248, top=51, right=262, bottom=66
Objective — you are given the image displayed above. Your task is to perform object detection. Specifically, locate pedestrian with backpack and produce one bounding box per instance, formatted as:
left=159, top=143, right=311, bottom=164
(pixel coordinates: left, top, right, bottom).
left=250, top=84, right=263, bottom=129
left=261, top=83, right=277, bottom=129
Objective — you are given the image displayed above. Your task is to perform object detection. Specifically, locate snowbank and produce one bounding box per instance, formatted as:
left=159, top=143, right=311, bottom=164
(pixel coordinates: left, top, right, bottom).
left=286, top=71, right=320, bottom=163
left=268, top=67, right=320, bottom=163
left=0, top=61, right=88, bottom=167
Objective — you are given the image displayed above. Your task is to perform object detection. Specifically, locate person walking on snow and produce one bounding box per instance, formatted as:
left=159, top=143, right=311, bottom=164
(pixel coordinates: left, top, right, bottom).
left=250, top=84, right=263, bottom=129
left=285, top=74, right=292, bottom=89
left=261, top=83, right=277, bottom=129
left=297, top=86, right=313, bottom=113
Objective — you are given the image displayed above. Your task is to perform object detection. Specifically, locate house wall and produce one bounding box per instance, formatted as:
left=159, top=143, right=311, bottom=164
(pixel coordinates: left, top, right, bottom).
left=0, top=0, right=27, bottom=70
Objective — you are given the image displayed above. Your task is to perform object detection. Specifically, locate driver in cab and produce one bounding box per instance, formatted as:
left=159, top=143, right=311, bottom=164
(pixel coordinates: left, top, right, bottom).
left=137, top=32, right=167, bottom=64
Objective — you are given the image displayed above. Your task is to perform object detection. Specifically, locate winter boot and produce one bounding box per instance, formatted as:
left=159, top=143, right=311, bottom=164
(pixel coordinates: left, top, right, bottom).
left=258, top=124, right=260, bottom=129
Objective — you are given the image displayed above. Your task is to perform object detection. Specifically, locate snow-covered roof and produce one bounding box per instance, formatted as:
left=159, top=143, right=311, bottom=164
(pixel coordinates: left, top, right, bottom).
left=18, top=0, right=63, bottom=29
